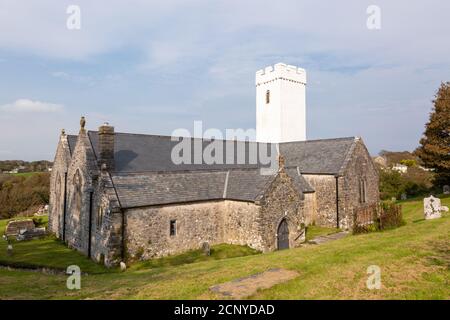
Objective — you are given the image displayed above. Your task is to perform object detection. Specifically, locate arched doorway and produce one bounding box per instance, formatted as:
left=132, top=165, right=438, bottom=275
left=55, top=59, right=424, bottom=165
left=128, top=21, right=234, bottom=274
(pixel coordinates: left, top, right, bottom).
left=277, top=219, right=289, bottom=250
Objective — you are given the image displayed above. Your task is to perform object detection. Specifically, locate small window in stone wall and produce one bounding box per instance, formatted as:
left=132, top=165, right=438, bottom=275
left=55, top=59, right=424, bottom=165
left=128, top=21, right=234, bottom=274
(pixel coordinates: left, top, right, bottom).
left=73, top=170, right=82, bottom=213
left=266, top=90, right=270, bottom=104
left=359, top=178, right=367, bottom=204
left=170, top=220, right=177, bottom=236
left=97, top=206, right=104, bottom=230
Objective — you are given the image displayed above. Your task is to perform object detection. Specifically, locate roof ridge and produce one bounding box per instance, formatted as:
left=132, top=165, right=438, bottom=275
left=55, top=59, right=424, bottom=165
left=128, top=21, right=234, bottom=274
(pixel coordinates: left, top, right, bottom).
left=88, top=130, right=354, bottom=145
left=279, top=136, right=356, bottom=144
left=337, top=137, right=358, bottom=175
left=112, top=167, right=266, bottom=176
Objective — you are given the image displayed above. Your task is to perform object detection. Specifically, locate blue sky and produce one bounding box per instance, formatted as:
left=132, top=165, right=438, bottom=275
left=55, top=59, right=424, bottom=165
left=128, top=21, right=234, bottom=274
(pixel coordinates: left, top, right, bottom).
left=0, top=0, right=449, bottom=160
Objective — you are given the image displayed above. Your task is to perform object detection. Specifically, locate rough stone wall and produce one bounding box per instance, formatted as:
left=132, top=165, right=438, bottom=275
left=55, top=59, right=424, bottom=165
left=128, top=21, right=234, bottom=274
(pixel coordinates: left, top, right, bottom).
left=258, top=171, right=306, bottom=251
left=48, top=133, right=71, bottom=237
left=303, top=192, right=316, bottom=225
left=124, top=170, right=307, bottom=261
left=303, top=174, right=338, bottom=228
left=340, top=139, right=380, bottom=229
left=65, top=130, right=98, bottom=254
left=49, top=129, right=123, bottom=266
left=89, top=169, right=123, bottom=267
left=222, top=200, right=264, bottom=250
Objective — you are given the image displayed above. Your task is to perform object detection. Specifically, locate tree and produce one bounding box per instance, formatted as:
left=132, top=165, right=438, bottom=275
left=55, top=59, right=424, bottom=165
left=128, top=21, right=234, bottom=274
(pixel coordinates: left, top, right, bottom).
left=415, top=82, right=450, bottom=187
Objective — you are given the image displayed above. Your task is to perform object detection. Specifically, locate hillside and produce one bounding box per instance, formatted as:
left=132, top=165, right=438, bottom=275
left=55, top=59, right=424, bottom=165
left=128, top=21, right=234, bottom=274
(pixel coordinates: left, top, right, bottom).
left=0, top=172, right=50, bottom=219
left=0, top=160, right=52, bottom=173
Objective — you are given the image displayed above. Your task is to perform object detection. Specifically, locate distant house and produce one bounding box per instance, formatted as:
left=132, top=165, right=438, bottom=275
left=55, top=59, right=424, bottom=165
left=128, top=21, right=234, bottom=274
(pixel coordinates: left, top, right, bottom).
left=392, top=163, right=408, bottom=174
left=373, top=156, right=387, bottom=167
left=418, top=165, right=433, bottom=172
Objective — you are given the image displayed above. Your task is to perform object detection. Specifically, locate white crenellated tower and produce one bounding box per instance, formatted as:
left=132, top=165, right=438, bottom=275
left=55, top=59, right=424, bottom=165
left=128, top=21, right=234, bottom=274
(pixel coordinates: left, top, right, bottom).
left=256, top=63, right=307, bottom=143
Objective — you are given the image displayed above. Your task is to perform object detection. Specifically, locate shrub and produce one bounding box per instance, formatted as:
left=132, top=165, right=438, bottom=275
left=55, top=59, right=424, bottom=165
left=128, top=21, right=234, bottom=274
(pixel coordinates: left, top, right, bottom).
left=400, top=159, right=417, bottom=167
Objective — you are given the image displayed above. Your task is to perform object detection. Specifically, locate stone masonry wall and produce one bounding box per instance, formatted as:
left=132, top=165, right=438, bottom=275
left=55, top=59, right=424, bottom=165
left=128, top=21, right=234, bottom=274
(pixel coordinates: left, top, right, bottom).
left=124, top=170, right=307, bottom=261
left=89, top=169, right=123, bottom=267
left=340, top=139, right=380, bottom=229
left=65, top=130, right=98, bottom=254
left=125, top=200, right=227, bottom=260
left=222, top=200, right=264, bottom=250
left=303, top=174, right=338, bottom=228
left=258, top=171, right=306, bottom=251
left=48, top=133, right=71, bottom=237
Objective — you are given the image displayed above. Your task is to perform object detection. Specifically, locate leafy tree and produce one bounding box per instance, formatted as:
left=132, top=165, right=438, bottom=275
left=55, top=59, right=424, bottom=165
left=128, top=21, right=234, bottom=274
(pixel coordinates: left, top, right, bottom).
left=415, top=82, right=450, bottom=187
left=379, top=169, right=429, bottom=200
left=400, top=159, right=416, bottom=167
left=0, top=172, right=50, bottom=218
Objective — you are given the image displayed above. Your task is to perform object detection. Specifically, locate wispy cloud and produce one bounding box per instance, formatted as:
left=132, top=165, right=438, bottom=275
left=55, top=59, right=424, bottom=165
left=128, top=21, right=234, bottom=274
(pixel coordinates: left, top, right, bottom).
left=0, top=99, right=64, bottom=113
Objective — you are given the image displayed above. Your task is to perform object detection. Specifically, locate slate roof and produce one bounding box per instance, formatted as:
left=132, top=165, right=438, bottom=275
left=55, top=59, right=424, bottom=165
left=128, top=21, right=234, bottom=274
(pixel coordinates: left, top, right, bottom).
left=279, top=137, right=356, bottom=174
left=88, top=132, right=276, bottom=173
left=85, top=131, right=355, bottom=175
left=63, top=130, right=358, bottom=208
left=67, top=135, right=78, bottom=155
left=112, top=168, right=313, bottom=208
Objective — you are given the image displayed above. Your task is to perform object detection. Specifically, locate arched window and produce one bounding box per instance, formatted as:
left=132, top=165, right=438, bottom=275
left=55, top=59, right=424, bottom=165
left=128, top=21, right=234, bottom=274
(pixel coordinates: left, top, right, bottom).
left=73, top=170, right=82, bottom=213
left=55, top=173, right=61, bottom=209
left=97, top=206, right=104, bottom=230
left=359, top=178, right=367, bottom=204
left=266, top=90, right=270, bottom=104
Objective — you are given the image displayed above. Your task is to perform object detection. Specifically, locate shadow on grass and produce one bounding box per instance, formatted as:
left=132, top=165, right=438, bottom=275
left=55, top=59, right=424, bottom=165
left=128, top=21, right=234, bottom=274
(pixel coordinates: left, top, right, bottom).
left=129, top=244, right=260, bottom=271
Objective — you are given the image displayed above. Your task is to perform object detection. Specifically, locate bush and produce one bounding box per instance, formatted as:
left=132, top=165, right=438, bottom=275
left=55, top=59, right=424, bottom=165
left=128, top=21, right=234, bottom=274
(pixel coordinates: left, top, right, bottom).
left=353, top=202, right=403, bottom=234
left=400, top=159, right=417, bottom=167
left=379, top=170, right=430, bottom=200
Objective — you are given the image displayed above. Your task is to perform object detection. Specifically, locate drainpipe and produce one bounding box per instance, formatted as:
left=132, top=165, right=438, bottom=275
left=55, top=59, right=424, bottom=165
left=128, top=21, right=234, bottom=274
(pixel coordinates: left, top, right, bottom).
left=121, top=209, right=126, bottom=262
left=88, top=191, right=93, bottom=258
left=62, top=172, right=67, bottom=242
left=335, top=175, right=340, bottom=229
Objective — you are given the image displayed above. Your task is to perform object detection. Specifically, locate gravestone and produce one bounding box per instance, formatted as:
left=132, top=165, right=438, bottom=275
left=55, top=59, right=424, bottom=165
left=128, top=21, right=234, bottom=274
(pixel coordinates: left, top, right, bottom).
left=5, top=219, right=35, bottom=236
left=401, top=193, right=407, bottom=200
left=16, top=227, right=46, bottom=241
left=423, top=195, right=449, bottom=220
left=443, top=185, right=450, bottom=195
left=201, top=242, right=211, bottom=256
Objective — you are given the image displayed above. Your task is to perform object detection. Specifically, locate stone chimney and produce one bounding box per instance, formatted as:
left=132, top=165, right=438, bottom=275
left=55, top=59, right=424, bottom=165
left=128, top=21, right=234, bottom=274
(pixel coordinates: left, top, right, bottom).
left=98, top=122, right=115, bottom=171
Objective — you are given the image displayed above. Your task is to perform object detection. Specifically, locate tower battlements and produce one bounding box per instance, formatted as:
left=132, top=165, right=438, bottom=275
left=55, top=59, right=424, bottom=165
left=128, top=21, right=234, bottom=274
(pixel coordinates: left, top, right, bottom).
left=256, top=62, right=307, bottom=143
left=255, top=63, right=306, bottom=86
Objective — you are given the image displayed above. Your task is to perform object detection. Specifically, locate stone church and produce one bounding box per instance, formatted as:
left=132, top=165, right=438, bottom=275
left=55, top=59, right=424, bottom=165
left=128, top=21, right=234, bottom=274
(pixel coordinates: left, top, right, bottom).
left=49, top=63, right=379, bottom=266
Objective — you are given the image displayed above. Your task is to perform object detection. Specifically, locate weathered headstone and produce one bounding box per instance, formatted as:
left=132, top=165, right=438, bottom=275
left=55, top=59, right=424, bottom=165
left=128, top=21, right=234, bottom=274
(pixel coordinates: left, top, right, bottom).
left=423, top=195, right=449, bottom=220
left=7, top=243, right=13, bottom=256
left=401, top=193, right=407, bottom=200
left=5, top=219, right=35, bottom=236
left=120, top=261, right=127, bottom=271
left=16, top=227, right=46, bottom=241
left=201, top=242, right=211, bottom=256
left=443, top=185, right=450, bottom=195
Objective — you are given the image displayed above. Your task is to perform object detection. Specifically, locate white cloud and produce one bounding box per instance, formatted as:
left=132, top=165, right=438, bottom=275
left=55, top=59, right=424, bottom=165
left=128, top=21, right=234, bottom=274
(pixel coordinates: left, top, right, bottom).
left=0, top=99, right=64, bottom=113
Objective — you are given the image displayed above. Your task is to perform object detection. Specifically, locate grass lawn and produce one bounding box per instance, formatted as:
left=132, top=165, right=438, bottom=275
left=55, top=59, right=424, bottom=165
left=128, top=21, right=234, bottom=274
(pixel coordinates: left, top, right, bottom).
left=9, top=172, right=42, bottom=177
left=0, top=216, right=108, bottom=274
left=0, top=196, right=449, bottom=299
left=305, top=225, right=340, bottom=241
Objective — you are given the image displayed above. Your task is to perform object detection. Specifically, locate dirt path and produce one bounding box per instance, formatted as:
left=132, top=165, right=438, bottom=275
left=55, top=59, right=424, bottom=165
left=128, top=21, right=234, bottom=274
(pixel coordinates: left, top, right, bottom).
left=308, top=231, right=348, bottom=245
